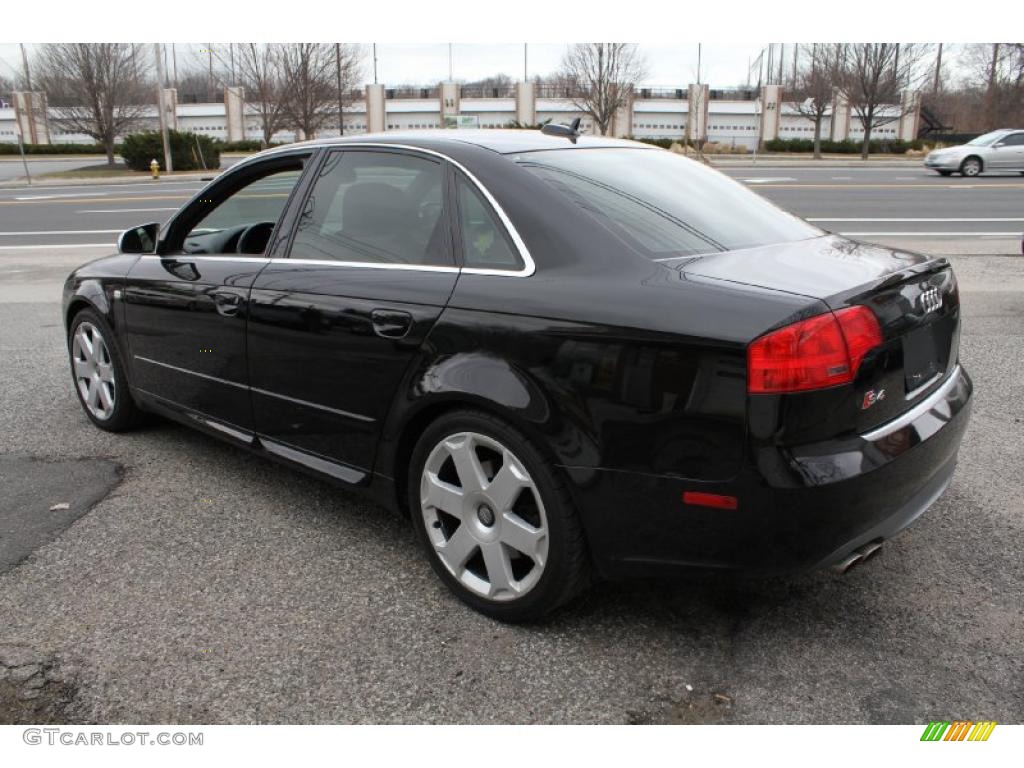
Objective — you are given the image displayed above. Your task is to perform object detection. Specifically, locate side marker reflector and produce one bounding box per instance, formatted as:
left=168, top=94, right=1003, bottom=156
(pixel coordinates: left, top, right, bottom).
left=683, top=492, right=738, bottom=510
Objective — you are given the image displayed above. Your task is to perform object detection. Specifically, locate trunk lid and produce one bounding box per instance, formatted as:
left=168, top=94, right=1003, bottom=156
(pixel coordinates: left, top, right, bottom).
left=670, top=235, right=961, bottom=439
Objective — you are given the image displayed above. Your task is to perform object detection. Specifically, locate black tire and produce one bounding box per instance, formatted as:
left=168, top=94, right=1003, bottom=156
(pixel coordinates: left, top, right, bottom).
left=937, top=170, right=952, bottom=177
left=959, top=157, right=982, bottom=177
left=408, top=409, right=590, bottom=622
left=67, top=308, right=145, bottom=432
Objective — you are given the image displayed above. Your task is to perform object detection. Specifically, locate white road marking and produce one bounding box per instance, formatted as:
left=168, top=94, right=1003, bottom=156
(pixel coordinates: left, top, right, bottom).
left=839, top=231, right=1021, bottom=236
left=0, top=243, right=114, bottom=250
left=740, top=177, right=796, bottom=183
left=831, top=176, right=853, bottom=180
left=0, top=229, right=123, bottom=236
left=14, top=192, right=110, bottom=201
left=810, top=218, right=1024, bottom=222
left=77, top=208, right=179, bottom=213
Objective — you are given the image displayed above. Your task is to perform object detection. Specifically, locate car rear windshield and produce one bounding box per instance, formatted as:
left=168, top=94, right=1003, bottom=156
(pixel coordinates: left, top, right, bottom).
left=515, top=147, right=820, bottom=258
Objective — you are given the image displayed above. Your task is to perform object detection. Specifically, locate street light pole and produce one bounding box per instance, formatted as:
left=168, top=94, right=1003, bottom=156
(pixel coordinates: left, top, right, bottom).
left=154, top=43, right=173, bottom=173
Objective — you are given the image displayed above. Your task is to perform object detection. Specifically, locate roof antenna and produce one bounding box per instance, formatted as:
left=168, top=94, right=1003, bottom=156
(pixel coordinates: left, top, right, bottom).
left=541, top=117, right=583, bottom=143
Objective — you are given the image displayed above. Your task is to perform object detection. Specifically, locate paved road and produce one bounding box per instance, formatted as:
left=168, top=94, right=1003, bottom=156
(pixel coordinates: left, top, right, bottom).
left=1, top=164, right=1021, bottom=255
left=0, top=246, right=1021, bottom=724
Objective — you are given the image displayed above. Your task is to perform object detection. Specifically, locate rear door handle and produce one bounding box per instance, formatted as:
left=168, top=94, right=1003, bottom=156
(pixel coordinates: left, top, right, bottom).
left=371, top=309, right=413, bottom=339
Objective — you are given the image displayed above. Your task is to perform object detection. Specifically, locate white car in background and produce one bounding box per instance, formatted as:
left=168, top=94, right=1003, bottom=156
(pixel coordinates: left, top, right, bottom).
left=924, top=129, right=1024, bottom=176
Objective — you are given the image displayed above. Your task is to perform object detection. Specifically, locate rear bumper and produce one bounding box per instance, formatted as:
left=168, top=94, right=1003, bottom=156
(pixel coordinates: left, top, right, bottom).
left=571, top=366, right=972, bottom=579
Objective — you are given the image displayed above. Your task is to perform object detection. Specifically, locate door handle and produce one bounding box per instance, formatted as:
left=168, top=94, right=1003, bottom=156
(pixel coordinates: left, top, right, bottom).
left=213, top=291, right=243, bottom=317
left=371, top=309, right=413, bottom=339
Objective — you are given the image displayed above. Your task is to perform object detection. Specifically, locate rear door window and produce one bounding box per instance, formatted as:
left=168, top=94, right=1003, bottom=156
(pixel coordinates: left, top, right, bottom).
left=289, top=150, right=452, bottom=266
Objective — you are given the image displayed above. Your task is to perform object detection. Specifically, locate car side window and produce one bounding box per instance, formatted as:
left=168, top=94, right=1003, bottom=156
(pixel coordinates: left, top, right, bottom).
left=289, top=150, right=451, bottom=266
left=1002, top=133, right=1024, bottom=147
left=183, top=165, right=305, bottom=255
left=454, top=173, right=522, bottom=271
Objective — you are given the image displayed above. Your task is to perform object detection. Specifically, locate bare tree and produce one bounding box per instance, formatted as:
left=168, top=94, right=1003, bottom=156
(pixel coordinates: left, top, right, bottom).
left=276, top=43, right=361, bottom=139
left=235, top=44, right=287, bottom=146
left=791, top=44, right=838, bottom=158
left=35, top=43, right=151, bottom=164
left=558, top=43, right=646, bottom=136
left=836, top=43, right=929, bottom=158
left=0, top=74, right=13, bottom=108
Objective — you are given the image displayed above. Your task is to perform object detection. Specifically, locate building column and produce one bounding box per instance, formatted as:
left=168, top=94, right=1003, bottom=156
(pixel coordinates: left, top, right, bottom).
left=898, top=89, right=921, bottom=141
left=759, top=84, right=782, bottom=148
left=160, top=88, right=178, bottom=133
left=365, top=83, right=386, bottom=133
left=610, top=92, right=634, bottom=138
left=830, top=88, right=851, bottom=141
left=515, top=81, right=536, bottom=126
left=440, top=82, right=460, bottom=128
left=224, top=86, right=245, bottom=142
left=12, top=91, right=50, bottom=144
left=686, top=83, right=709, bottom=145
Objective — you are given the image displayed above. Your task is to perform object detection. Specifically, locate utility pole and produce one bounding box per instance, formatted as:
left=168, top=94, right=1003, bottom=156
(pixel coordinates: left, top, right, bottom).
left=207, top=43, right=213, bottom=102
left=336, top=43, right=344, bottom=136
left=373, top=43, right=378, bottom=84
left=778, top=43, right=785, bottom=84
left=154, top=44, right=173, bottom=173
left=172, top=43, right=178, bottom=89
left=19, top=43, right=32, bottom=91
left=791, top=44, right=799, bottom=88
left=448, top=43, right=453, bottom=81
left=696, top=43, right=702, bottom=84
left=932, top=43, right=943, bottom=95
left=524, top=43, right=528, bottom=81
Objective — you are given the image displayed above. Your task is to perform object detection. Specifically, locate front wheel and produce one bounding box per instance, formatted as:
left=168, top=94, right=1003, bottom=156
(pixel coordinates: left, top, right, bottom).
left=408, top=410, right=590, bottom=621
left=960, top=157, right=982, bottom=177
left=68, top=308, right=144, bottom=431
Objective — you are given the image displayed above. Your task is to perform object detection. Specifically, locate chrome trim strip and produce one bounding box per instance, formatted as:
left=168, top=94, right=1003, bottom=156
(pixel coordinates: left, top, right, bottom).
left=134, top=355, right=248, bottom=390
left=260, top=437, right=366, bottom=484
left=862, top=366, right=963, bottom=442
left=140, top=254, right=270, bottom=263
left=135, top=356, right=375, bottom=423
left=272, top=258, right=459, bottom=274
left=904, top=371, right=943, bottom=401
left=322, top=142, right=536, bottom=277
left=250, top=387, right=375, bottom=423
left=144, top=144, right=534, bottom=277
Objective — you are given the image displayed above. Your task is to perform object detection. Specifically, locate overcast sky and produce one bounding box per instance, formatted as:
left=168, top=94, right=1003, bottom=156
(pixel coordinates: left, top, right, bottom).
left=0, top=42, right=964, bottom=91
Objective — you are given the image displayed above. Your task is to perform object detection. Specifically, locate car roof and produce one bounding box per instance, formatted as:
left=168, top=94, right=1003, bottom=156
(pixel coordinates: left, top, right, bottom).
left=270, top=129, right=653, bottom=156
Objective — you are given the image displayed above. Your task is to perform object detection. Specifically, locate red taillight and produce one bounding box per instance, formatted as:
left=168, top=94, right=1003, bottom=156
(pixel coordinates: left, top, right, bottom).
left=747, top=306, right=882, bottom=394
left=682, top=491, right=738, bottom=510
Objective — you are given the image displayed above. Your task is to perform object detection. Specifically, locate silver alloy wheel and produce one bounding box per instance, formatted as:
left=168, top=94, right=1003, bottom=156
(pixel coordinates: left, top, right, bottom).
left=962, top=158, right=981, bottom=177
left=420, top=431, right=549, bottom=601
left=71, top=321, right=116, bottom=420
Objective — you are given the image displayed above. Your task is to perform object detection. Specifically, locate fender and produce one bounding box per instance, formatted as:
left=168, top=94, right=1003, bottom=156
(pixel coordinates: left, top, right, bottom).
left=62, top=253, right=141, bottom=345
left=375, top=346, right=599, bottom=490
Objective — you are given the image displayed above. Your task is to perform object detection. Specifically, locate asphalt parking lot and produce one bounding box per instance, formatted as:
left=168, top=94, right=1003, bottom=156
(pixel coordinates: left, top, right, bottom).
left=0, top=170, right=1022, bottom=724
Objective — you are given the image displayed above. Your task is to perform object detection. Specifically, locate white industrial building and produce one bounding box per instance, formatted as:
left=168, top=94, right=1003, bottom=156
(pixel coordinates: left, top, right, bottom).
left=0, top=81, right=919, bottom=150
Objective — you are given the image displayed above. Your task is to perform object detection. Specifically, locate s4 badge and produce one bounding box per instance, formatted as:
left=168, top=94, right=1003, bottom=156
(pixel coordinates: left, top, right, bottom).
left=862, top=389, right=886, bottom=410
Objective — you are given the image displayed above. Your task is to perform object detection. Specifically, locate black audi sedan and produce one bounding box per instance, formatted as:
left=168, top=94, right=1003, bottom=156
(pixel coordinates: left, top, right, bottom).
left=63, top=129, right=972, bottom=621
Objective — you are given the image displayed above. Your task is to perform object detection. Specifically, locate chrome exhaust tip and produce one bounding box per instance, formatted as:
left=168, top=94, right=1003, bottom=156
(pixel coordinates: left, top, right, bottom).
left=831, top=540, right=885, bottom=575
left=830, top=551, right=863, bottom=574
left=858, top=540, right=884, bottom=563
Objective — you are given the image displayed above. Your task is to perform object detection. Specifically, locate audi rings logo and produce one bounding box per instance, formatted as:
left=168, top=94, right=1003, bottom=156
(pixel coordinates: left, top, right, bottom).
left=919, top=287, right=942, bottom=314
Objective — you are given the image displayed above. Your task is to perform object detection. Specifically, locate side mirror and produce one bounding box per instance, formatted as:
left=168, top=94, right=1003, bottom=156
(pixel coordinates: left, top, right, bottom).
left=992, top=142, right=1005, bottom=149
left=118, top=223, right=160, bottom=254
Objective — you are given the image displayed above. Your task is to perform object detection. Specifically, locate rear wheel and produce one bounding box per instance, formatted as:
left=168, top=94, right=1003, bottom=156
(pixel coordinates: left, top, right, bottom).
left=68, top=308, right=143, bottom=431
left=959, top=157, right=982, bottom=177
left=408, top=410, right=589, bottom=621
